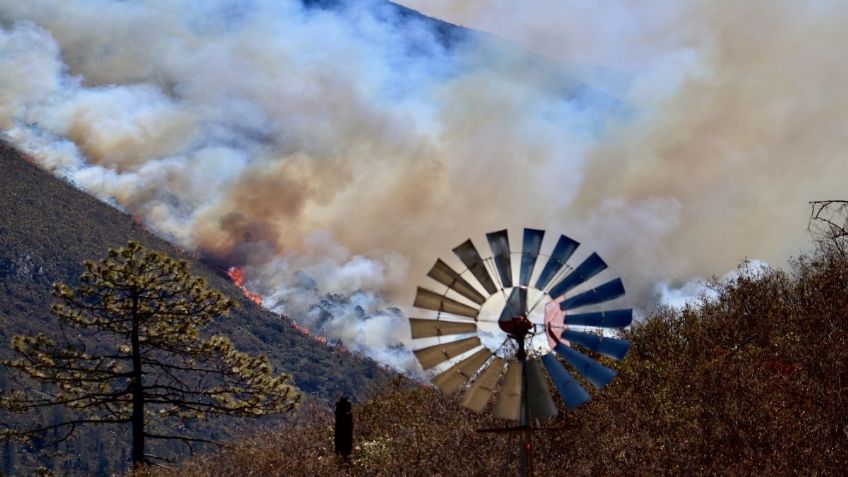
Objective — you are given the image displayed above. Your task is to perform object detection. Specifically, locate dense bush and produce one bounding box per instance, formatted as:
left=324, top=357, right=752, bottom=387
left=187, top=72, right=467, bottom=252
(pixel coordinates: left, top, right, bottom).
left=149, top=247, right=848, bottom=476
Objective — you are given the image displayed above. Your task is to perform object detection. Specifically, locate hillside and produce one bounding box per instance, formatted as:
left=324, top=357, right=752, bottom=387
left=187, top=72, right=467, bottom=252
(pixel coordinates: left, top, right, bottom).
left=0, top=141, right=395, bottom=474
left=0, top=140, right=395, bottom=397
left=149, top=244, right=848, bottom=476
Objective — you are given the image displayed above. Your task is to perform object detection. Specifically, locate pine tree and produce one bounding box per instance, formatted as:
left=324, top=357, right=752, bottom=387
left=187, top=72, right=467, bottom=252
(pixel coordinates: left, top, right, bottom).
left=0, top=241, right=301, bottom=468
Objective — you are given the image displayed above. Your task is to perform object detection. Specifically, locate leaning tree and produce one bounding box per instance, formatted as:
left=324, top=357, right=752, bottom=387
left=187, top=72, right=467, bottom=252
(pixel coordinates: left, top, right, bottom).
left=0, top=241, right=301, bottom=468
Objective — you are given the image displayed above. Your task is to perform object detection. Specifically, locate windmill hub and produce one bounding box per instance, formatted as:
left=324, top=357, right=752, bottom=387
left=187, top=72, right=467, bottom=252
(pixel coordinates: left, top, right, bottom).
left=500, top=314, right=533, bottom=339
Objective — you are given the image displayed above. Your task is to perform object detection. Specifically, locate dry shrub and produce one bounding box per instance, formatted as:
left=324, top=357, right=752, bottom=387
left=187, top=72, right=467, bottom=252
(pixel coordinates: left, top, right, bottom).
left=145, top=248, right=848, bottom=476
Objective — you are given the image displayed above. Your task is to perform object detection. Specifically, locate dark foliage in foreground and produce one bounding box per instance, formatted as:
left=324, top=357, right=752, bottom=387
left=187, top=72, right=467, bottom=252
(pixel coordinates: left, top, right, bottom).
left=148, top=247, right=848, bottom=476
left=2, top=242, right=302, bottom=468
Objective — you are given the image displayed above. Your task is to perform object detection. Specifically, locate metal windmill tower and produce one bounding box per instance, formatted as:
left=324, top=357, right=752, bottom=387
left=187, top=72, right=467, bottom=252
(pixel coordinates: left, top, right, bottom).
left=409, top=228, right=632, bottom=476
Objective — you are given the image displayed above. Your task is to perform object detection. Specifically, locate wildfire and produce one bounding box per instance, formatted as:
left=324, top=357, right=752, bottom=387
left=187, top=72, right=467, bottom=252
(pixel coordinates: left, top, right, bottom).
left=288, top=319, right=311, bottom=335
left=226, top=266, right=263, bottom=305
left=222, top=272, right=337, bottom=349
left=282, top=314, right=331, bottom=347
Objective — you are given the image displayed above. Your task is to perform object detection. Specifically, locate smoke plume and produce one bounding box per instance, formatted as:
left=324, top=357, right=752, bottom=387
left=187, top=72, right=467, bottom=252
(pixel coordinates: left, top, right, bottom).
left=2, top=0, right=847, bottom=371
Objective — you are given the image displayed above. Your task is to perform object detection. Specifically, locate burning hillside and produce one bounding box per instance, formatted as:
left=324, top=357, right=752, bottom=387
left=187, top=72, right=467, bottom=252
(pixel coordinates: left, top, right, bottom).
left=226, top=266, right=264, bottom=306
left=1, top=0, right=847, bottom=372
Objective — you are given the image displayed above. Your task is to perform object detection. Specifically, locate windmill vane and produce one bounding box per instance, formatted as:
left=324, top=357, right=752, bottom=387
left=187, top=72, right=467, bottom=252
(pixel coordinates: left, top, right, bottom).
left=409, top=228, right=633, bottom=476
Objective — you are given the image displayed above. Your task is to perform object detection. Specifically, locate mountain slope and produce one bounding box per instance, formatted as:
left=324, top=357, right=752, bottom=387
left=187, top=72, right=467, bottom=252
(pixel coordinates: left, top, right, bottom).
left=0, top=140, right=394, bottom=399
left=0, top=141, right=396, bottom=475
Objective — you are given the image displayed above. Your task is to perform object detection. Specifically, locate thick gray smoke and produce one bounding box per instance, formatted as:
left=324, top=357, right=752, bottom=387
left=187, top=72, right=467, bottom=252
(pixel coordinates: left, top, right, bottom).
left=403, top=0, right=848, bottom=304
left=2, top=0, right=846, bottom=371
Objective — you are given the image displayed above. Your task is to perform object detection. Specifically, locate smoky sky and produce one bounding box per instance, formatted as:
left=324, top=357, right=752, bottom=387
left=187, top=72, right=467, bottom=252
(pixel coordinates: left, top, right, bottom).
left=2, top=0, right=846, bottom=371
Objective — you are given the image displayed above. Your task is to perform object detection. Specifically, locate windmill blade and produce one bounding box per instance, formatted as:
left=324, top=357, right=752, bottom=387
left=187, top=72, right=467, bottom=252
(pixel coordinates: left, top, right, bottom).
left=431, top=348, right=492, bottom=394
left=409, top=318, right=476, bottom=339
left=541, top=353, right=591, bottom=409
left=453, top=240, right=499, bottom=295
left=414, top=337, right=482, bottom=370
left=486, top=229, right=513, bottom=288
left=493, top=360, right=522, bottom=421
left=560, top=278, right=625, bottom=311
left=553, top=343, right=617, bottom=388
left=566, top=309, right=633, bottom=329
left=534, top=235, right=580, bottom=290
left=462, top=357, right=505, bottom=412
left=519, top=228, right=545, bottom=287
left=427, top=259, right=487, bottom=305
left=548, top=252, right=608, bottom=300
left=561, top=330, right=631, bottom=361
left=526, top=359, right=557, bottom=418
left=414, top=287, right=480, bottom=319
left=498, top=287, right=527, bottom=322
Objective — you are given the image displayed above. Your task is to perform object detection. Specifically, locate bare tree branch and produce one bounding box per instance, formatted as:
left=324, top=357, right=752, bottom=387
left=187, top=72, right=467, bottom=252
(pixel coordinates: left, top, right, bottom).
left=809, top=200, right=848, bottom=256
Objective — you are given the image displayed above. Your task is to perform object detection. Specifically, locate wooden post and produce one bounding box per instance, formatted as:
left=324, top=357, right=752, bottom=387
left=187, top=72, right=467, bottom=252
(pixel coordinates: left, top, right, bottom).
left=334, top=397, right=353, bottom=461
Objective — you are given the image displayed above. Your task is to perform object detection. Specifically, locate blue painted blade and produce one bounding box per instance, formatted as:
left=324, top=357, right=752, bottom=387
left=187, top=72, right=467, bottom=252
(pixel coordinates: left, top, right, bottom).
left=566, top=309, right=633, bottom=328
left=534, top=235, right=579, bottom=291
left=519, top=228, right=545, bottom=287
left=561, top=330, right=631, bottom=361
left=548, top=252, right=608, bottom=300
left=561, top=278, right=625, bottom=311
left=453, top=239, right=498, bottom=295
left=499, top=287, right=527, bottom=321
left=554, top=343, right=617, bottom=388
left=541, top=353, right=591, bottom=409
left=486, top=229, right=512, bottom=288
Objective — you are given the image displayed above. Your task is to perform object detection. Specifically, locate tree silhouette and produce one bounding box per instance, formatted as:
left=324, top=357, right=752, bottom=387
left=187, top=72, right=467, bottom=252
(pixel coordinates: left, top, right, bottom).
left=809, top=200, right=848, bottom=256
left=0, top=241, right=301, bottom=468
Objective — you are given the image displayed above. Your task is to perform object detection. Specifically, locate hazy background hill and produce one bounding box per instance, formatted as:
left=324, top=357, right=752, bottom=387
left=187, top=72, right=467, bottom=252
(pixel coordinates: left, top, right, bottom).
left=0, top=141, right=395, bottom=475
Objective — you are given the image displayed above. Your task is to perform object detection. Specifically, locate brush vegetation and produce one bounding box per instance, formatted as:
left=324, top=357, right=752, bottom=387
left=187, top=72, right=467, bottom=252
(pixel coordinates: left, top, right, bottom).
left=147, top=245, right=848, bottom=476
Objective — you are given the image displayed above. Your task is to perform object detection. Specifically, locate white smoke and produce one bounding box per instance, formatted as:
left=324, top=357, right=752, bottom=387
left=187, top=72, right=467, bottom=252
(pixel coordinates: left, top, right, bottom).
left=657, top=259, right=772, bottom=309
left=2, top=0, right=846, bottom=372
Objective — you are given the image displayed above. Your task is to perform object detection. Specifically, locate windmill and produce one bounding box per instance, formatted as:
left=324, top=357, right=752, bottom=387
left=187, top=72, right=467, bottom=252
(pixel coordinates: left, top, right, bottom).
left=409, top=228, right=632, bottom=476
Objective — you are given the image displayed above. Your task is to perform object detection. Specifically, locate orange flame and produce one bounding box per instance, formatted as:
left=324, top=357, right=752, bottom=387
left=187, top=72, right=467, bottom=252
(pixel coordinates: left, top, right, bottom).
left=288, top=319, right=311, bottom=336
left=282, top=314, right=333, bottom=348
left=226, top=266, right=263, bottom=305
left=225, top=270, right=337, bottom=349
left=227, top=266, right=246, bottom=286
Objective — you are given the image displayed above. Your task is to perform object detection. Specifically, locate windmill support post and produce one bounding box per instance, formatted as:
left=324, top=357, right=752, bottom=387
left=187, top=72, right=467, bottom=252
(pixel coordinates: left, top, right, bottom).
left=334, top=397, right=353, bottom=462
left=517, top=321, right=533, bottom=477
